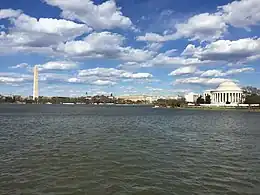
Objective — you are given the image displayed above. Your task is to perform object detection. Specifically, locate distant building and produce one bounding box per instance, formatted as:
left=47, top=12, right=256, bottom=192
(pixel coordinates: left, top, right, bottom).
left=185, top=92, right=200, bottom=103
left=204, top=81, right=244, bottom=104
left=85, top=96, right=92, bottom=100
left=117, top=95, right=154, bottom=103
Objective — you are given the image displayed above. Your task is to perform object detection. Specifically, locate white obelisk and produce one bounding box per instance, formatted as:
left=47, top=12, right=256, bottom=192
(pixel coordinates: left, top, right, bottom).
left=33, top=66, right=39, bottom=101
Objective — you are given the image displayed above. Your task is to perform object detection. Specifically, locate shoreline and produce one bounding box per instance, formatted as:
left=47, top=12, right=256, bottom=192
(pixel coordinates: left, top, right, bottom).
left=1, top=103, right=260, bottom=112
left=175, top=106, right=260, bottom=112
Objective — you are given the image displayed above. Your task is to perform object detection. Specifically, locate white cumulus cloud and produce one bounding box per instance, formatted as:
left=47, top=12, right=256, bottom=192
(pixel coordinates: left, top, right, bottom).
left=57, top=31, right=154, bottom=62
left=0, top=9, right=22, bottom=19
left=43, top=0, right=133, bottom=30
left=137, top=13, right=227, bottom=42
left=219, top=0, right=260, bottom=28
left=169, top=66, right=197, bottom=76
left=175, top=77, right=234, bottom=86
left=137, top=0, right=260, bottom=43
left=201, top=67, right=254, bottom=77
left=183, top=38, right=260, bottom=63
left=92, top=80, right=117, bottom=86
left=78, top=67, right=153, bottom=79
left=174, top=13, right=227, bottom=42
left=10, top=63, right=29, bottom=69
left=0, top=10, right=91, bottom=53
left=37, top=61, right=78, bottom=71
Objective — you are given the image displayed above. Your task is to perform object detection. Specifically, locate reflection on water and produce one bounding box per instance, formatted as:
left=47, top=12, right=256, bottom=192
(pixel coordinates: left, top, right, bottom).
left=0, top=105, right=260, bottom=194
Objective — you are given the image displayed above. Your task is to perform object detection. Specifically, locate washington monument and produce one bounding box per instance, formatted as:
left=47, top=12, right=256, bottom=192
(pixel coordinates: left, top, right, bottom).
left=33, top=66, right=39, bottom=100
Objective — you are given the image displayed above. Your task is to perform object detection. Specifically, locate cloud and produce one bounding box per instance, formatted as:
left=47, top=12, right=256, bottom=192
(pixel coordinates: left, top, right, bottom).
left=0, top=9, right=21, bottom=19
left=10, top=63, right=29, bottom=69
left=118, top=50, right=212, bottom=69
left=174, top=13, right=227, bottom=42
left=39, top=73, right=72, bottom=82
left=181, top=44, right=198, bottom=56
left=146, top=86, right=163, bottom=91
left=136, top=32, right=172, bottom=42
left=137, top=0, right=260, bottom=43
left=0, top=76, right=25, bottom=83
left=78, top=67, right=153, bottom=79
left=175, top=77, right=234, bottom=85
left=12, top=13, right=91, bottom=35
left=36, top=61, right=78, bottom=71
left=92, top=80, right=116, bottom=86
left=137, top=13, right=227, bottom=42
left=57, top=31, right=154, bottom=61
left=68, top=77, right=117, bottom=86
left=0, top=10, right=91, bottom=53
left=145, top=42, right=163, bottom=51
left=183, top=38, right=260, bottom=63
left=219, top=0, right=260, bottom=28
left=117, top=62, right=143, bottom=70
left=43, top=0, right=133, bottom=30
left=201, top=67, right=254, bottom=77
left=200, top=69, right=223, bottom=77
left=169, top=66, right=197, bottom=76
left=67, top=67, right=154, bottom=86
left=147, top=53, right=212, bottom=67
left=0, top=72, right=32, bottom=84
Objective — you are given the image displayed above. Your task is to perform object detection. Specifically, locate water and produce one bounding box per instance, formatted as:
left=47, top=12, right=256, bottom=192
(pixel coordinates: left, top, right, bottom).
left=0, top=105, right=260, bottom=195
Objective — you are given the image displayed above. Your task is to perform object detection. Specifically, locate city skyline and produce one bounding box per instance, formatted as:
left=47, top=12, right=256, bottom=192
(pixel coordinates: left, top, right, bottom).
left=0, top=0, right=260, bottom=97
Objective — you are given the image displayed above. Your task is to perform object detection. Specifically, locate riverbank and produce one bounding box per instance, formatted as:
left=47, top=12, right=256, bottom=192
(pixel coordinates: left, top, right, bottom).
left=177, top=106, right=260, bottom=112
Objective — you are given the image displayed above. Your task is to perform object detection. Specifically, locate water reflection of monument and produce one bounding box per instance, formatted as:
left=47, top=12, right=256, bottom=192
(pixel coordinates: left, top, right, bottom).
left=33, top=66, right=39, bottom=101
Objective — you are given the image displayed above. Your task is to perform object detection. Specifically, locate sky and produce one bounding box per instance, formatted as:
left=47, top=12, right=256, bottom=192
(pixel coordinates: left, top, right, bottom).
left=0, top=0, right=260, bottom=97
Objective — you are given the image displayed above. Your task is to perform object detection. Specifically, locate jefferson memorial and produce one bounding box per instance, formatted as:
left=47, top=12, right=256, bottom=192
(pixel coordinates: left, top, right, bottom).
left=204, top=81, right=243, bottom=104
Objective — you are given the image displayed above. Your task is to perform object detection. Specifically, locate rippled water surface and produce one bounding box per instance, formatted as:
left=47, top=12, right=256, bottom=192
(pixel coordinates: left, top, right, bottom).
left=0, top=105, right=260, bottom=195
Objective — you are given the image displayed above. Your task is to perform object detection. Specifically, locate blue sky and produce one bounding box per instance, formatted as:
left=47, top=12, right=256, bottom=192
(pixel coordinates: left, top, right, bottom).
left=0, top=0, right=259, bottom=97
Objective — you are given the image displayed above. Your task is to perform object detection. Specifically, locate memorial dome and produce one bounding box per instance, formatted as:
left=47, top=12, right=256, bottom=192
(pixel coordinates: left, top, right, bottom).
left=216, top=81, right=242, bottom=91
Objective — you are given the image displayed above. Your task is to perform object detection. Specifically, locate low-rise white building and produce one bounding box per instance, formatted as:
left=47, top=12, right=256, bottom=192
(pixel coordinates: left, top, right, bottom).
left=185, top=92, right=200, bottom=103
left=117, top=95, right=155, bottom=103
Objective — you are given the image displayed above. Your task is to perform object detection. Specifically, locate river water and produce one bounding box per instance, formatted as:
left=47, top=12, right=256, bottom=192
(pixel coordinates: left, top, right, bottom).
left=0, top=105, right=259, bottom=195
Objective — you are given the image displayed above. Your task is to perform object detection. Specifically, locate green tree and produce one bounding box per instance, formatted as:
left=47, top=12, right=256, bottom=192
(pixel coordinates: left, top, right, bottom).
left=205, top=95, right=211, bottom=104
left=196, top=96, right=205, bottom=105
left=244, top=94, right=260, bottom=104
